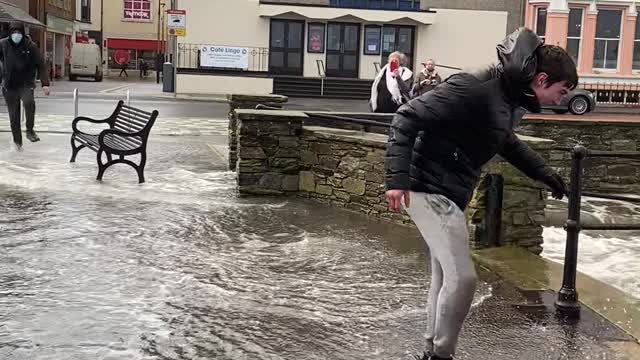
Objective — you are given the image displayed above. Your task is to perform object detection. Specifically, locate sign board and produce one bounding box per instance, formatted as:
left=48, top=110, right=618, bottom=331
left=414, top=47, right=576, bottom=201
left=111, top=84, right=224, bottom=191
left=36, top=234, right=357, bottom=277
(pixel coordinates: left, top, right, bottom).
left=167, top=9, right=186, bottom=36
left=200, top=46, right=249, bottom=69
left=123, top=0, right=152, bottom=21
left=114, top=49, right=131, bottom=65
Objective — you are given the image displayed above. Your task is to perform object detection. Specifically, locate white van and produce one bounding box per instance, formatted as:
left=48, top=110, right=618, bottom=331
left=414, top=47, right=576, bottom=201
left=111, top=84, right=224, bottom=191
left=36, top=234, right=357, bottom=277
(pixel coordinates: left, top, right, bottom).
left=69, top=43, right=103, bottom=82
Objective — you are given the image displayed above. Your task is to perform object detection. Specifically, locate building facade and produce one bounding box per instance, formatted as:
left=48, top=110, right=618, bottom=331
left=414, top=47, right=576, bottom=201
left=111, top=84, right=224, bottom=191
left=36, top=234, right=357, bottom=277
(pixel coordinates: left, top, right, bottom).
left=74, top=0, right=101, bottom=46
left=44, top=0, right=75, bottom=79
left=102, top=0, right=167, bottom=71
left=176, top=0, right=513, bottom=95
left=525, top=0, right=640, bottom=82
left=422, top=0, right=527, bottom=35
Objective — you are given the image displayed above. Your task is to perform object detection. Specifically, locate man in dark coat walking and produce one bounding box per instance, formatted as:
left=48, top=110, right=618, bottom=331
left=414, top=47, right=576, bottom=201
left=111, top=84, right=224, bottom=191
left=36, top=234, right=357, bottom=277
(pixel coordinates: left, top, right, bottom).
left=0, top=21, right=50, bottom=150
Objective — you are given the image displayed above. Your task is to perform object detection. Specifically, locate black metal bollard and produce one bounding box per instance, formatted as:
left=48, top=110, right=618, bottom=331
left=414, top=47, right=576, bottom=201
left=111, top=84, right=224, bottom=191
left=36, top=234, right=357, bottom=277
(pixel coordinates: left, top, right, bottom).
left=555, top=145, right=587, bottom=316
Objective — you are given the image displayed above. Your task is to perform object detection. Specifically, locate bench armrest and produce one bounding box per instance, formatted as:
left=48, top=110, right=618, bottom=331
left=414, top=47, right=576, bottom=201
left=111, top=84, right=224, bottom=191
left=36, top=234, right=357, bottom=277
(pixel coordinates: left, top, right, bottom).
left=72, top=116, right=113, bottom=134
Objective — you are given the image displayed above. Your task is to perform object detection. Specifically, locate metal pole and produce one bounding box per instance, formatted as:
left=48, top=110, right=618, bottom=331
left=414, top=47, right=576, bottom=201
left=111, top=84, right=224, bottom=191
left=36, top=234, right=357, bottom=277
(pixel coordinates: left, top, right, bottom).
left=126, top=89, right=131, bottom=106
left=555, top=145, right=587, bottom=316
left=73, top=88, right=79, bottom=119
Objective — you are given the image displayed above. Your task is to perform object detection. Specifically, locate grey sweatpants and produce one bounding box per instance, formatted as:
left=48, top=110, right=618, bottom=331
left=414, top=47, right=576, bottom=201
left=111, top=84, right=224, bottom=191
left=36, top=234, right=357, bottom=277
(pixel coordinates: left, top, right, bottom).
left=405, top=192, right=477, bottom=358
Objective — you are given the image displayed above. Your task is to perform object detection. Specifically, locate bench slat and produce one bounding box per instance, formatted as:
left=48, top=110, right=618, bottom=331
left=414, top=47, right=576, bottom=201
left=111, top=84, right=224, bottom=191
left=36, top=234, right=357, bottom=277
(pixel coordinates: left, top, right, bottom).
left=122, top=105, right=153, bottom=117
left=105, top=134, right=141, bottom=148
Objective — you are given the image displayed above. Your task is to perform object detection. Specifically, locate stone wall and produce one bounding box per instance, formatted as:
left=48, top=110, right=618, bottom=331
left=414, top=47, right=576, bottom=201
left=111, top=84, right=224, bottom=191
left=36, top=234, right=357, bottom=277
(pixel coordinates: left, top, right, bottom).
left=235, top=110, right=305, bottom=195
left=519, top=118, right=640, bottom=195
left=227, top=94, right=288, bottom=171
left=234, top=109, right=555, bottom=254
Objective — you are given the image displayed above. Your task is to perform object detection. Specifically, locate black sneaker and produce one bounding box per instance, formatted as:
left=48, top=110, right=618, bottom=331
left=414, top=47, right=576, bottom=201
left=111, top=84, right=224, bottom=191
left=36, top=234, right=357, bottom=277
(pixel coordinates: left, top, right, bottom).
left=414, top=351, right=431, bottom=360
left=429, top=355, right=453, bottom=360
left=26, top=130, right=40, bottom=142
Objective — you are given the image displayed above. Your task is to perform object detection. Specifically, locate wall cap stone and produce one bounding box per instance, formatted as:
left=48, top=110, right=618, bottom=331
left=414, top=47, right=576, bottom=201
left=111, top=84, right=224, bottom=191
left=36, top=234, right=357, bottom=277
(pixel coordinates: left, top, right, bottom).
left=304, top=126, right=388, bottom=149
left=227, top=94, right=289, bottom=103
left=523, top=118, right=640, bottom=128
left=235, top=109, right=308, bottom=121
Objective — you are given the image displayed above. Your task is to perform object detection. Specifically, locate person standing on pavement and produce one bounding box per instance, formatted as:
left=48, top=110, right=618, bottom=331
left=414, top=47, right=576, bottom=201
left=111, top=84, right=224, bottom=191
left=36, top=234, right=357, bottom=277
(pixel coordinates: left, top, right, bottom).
left=412, top=59, right=442, bottom=97
left=0, top=22, right=50, bottom=150
left=370, top=51, right=413, bottom=113
left=384, top=28, right=576, bottom=360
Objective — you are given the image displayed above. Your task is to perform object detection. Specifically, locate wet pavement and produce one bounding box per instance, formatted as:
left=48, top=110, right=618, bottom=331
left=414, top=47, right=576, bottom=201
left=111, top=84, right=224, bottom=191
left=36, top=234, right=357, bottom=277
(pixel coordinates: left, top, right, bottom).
left=0, top=131, right=637, bottom=360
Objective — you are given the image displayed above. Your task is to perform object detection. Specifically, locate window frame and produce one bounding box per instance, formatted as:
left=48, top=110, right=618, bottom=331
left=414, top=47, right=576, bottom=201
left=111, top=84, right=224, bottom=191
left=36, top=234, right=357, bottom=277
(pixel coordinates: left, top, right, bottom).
left=535, top=6, right=547, bottom=42
left=566, top=7, right=584, bottom=67
left=593, top=9, right=623, bottom=71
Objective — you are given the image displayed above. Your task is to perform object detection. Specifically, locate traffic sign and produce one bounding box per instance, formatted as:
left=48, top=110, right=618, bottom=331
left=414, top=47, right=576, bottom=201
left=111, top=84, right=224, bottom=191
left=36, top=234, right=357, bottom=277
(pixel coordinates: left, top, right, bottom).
left=167, top=9, right=186, bottom=37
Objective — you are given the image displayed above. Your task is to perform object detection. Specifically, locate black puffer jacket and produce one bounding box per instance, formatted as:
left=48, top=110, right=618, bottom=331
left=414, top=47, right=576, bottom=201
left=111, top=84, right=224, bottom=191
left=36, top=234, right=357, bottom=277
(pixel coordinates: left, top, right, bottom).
left=384, top=28, right=554, bottom=210
left=0, top=22, right=50, bottom=90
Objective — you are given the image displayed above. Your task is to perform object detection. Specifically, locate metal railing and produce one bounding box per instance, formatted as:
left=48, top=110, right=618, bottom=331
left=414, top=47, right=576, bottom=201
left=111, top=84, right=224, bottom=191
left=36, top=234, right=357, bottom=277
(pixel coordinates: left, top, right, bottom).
left=555, top=145, right=640, bottom=317
left=303, top=112, right=392, bottom=134
left=580, top=81, right=640, bottom=106
left=177, top=43, right=269, bottom=72
left=316, top=60, right=326, bottom=96
left=73, top=88, right=132, bottom=119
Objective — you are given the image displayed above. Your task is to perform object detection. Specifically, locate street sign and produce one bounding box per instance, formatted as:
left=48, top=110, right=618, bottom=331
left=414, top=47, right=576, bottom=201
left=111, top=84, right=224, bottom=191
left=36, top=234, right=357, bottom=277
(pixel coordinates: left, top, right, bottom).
left=167, top=9, right=186, bottom=37
left=114, top=49, right=130, bottom=65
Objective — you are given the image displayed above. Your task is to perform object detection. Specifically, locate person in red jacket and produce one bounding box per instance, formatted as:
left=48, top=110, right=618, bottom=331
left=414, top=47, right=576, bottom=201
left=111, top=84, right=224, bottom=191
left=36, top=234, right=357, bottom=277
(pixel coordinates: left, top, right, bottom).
left=0, top=22, right=50, bottom=151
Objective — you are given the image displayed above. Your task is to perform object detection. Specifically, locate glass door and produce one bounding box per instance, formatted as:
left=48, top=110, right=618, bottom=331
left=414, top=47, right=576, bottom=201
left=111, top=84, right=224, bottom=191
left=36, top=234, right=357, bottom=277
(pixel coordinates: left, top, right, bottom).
left=269, top=19, right=304, bottom=75
left=381, top=25, right=415, bottom=69
left=326, top=23, right=361, bottom=78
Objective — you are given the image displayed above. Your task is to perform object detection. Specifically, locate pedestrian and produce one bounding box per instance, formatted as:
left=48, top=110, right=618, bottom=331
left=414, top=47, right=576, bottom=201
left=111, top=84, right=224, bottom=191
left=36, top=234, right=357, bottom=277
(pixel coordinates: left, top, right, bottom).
left=412, top=58, right=442, bottom=97
left=139, top=59, right=147, bottom=78
left=384, top=28, right=575, bottom=360
left=119, top=61, right=129, bottom=78
left=0, top=21, right=50, bottom=151
left=370, top=51, right=413, bottom=113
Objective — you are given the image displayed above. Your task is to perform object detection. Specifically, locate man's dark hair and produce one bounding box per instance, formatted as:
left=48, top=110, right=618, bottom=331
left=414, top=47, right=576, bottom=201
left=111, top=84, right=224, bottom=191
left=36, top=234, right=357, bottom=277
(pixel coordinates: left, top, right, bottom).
left=536, top=44, right=578, bottom=90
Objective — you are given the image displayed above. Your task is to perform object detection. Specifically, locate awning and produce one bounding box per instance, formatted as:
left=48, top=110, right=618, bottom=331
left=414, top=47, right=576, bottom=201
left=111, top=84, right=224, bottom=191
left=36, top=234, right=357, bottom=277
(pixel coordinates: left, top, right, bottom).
left=0, top=1, right=45, bottom=28
left=107, top=39, right=165, bottom=51
left=258, top=4, right=435, bottom=25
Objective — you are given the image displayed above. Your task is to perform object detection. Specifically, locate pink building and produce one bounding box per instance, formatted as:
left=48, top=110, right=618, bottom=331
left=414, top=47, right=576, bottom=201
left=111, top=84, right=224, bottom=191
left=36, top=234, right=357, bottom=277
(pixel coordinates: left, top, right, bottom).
left=525, top=0, right=640, bottom=83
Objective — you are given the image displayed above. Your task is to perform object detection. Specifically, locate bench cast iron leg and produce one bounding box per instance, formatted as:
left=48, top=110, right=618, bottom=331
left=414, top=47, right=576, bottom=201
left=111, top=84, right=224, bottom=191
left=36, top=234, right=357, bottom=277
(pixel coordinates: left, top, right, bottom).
left=96, top=149, right=106, bottom=181
left=70, top=136, right=85, bottom=163
left=137, top=152, right=147, bottom=184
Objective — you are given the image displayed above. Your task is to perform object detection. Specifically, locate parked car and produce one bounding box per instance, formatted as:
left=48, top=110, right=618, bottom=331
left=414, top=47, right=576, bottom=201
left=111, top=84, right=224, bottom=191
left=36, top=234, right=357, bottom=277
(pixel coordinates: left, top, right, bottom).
left=542, top=88, right=596, bottom=115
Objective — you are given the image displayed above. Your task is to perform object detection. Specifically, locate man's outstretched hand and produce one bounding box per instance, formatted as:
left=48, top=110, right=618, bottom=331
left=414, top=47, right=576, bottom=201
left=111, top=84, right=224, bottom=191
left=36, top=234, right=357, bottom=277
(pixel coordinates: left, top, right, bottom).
left=385, top=190, right=410, bottom=212
left=545, top=171, right=568, bottom=200
left=42, top=86, right=50, bottom=96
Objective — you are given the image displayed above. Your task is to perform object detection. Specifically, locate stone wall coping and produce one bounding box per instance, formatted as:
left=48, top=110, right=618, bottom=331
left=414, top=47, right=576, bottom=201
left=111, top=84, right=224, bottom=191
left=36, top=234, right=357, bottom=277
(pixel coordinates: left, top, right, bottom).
left=227, top=94, right=289, bottom=103
left=304, top=126, right=553, bottom=151
left=304, top=126, right=388, bottom=149
left=515, top=134, right=555, bottom=149
left=235, top=109, right=308, bottom=121
left=523, top=118, right=640, bottom=127
left=304, top=110, right=393, bottom=119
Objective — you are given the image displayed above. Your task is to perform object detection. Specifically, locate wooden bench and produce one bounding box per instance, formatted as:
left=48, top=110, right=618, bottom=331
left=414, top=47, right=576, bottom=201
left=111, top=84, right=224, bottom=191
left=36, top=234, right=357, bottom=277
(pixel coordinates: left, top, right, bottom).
left=70, top=100, right=159, bottom=183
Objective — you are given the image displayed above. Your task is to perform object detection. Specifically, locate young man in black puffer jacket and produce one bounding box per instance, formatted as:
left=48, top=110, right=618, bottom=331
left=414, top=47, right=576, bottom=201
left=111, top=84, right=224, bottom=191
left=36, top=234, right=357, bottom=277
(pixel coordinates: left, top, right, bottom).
left=384, top=28, right=576, bottom=360
left=0, top=22, right=50, bottom=150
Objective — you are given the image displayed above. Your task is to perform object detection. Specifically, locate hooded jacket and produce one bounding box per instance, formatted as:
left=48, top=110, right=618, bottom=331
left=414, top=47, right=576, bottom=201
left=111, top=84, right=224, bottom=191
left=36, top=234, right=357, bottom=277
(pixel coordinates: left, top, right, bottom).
left=0, top=22, right=50, bottom=90
left=384, top=28, right=555, bottom=210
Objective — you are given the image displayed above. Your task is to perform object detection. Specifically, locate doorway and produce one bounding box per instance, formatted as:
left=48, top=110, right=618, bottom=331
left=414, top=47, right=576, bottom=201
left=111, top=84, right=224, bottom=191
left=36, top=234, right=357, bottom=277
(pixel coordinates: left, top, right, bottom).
left=326, top=22, right=360, bottom=78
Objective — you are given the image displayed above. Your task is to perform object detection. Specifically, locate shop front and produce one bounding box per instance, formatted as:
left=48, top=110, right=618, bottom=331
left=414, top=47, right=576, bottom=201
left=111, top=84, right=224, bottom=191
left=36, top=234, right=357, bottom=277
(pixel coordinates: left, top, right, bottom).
left=106, top=38, right=165, bottom=71
left=46, top=13, right=74, bottom=80
left=259, top=5, right=430, bottom=80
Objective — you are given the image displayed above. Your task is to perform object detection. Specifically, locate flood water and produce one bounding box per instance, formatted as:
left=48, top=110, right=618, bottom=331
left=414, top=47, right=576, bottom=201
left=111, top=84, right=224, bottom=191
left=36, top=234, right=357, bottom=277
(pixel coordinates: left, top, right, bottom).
left=0, top=134, right=633, bottom=360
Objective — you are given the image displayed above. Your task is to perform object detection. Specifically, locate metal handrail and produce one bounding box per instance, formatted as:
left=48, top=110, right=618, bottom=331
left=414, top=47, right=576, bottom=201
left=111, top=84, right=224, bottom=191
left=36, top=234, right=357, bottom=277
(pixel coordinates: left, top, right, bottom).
left=374, top=62, right=381, bottom=73
left=555, top=145, right=640, bottom=317
left=316, top=60, right=326, bottom=96
left=305, top=112, right=391, bottom=128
